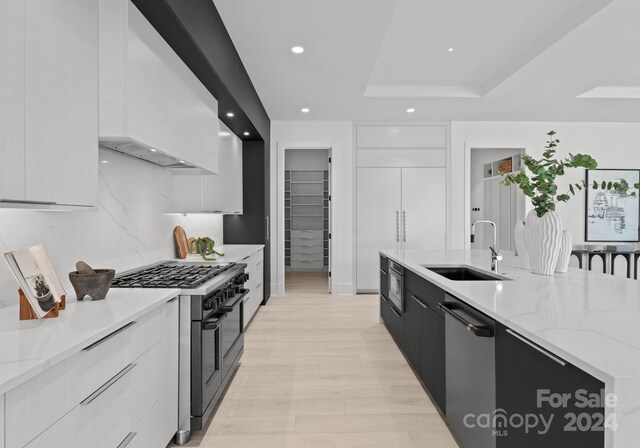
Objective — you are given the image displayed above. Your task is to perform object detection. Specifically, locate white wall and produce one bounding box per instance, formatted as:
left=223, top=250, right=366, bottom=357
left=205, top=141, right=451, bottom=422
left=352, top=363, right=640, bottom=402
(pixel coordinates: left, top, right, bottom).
left=285, top=148, right=330, bottom=170
left=451, top=122, right=640, bottom=249
left=270, top=121, right=354, bottom=295
left=0, top=148, right=223, bottom=308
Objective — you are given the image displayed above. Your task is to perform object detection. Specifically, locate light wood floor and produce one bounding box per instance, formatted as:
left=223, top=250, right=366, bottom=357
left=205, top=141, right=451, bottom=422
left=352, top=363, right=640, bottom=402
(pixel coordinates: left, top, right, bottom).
left=175, top=275, right=459, bottom=448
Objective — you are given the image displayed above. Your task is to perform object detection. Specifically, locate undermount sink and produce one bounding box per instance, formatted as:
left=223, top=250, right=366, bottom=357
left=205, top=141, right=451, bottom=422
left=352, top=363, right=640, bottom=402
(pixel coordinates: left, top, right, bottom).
left=422, top=265, right=512, bottom=281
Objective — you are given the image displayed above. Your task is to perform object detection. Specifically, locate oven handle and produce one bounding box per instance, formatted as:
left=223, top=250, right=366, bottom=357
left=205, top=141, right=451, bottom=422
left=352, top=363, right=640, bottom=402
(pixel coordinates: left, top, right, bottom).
left=220, top=289, right=250, bottom=312
left=203, top=314, right=226, bottom=331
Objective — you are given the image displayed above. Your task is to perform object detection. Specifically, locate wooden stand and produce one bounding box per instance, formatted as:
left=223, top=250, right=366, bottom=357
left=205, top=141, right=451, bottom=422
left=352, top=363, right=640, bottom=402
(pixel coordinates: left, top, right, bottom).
left=19, top=289, right=66, bottom=320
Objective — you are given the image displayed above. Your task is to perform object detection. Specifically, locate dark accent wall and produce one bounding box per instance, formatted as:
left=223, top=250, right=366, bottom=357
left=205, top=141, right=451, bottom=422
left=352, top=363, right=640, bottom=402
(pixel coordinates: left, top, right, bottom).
left=224, top=141, right=271, bottom=303
left=133, top=0, right=271, bottom=303
left=133, top=0, right=269, bottom=142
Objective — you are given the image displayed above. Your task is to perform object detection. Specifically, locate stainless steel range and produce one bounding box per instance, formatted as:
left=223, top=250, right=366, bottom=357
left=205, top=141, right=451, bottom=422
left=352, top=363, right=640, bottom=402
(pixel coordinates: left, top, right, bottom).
left=112, top=261, right=249, bottom=445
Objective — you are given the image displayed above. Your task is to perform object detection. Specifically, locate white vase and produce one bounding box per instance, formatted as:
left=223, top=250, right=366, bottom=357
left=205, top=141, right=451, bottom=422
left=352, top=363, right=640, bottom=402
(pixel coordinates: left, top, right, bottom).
left=555, top=231, right=573, bottom=273
left=514, top=221, right=530, bottom=270
left=525, top=210, right=562, bottom=276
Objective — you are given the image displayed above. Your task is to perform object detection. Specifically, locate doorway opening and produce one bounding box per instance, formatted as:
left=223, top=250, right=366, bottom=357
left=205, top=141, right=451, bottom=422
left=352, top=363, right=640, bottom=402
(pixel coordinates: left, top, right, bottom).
left=284, top=148, right=331, bottom=295
left=469, top=148, right=526, bottom=251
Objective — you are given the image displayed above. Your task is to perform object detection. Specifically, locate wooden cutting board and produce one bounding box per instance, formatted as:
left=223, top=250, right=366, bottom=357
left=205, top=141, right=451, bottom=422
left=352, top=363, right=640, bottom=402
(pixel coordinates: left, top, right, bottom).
left=174, top=226, right=191, bottom=259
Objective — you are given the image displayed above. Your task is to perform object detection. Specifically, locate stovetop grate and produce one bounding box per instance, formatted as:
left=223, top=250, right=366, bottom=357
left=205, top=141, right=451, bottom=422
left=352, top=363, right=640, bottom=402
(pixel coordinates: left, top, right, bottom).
left=111, top=262, right=234, bottom=289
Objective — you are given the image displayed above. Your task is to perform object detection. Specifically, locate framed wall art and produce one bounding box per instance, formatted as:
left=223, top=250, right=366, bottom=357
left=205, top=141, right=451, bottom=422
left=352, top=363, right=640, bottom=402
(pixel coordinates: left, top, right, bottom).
left=585, top=169, right=640, bottom=242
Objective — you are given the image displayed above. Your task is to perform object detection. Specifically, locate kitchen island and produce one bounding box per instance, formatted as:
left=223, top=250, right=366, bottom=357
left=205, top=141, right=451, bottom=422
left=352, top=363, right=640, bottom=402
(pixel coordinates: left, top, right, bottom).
left=380, top=249, right=640, bottom=448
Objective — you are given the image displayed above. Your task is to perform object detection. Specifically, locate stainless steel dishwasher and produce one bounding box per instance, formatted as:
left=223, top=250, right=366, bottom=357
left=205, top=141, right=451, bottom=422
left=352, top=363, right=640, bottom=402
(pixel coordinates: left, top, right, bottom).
left=439, top=294, right=496, bottom=448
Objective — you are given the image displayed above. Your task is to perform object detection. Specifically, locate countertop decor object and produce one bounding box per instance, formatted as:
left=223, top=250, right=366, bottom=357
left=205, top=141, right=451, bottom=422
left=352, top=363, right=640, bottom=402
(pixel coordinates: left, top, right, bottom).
left=501, top=130, right=638, bottom=275
left=174, top=225, right=191, bottom=259
left=190, top=237, right=224, bottom=261
left=4, top=244, right=67, bottom=320
left=68, top=262, right=115, bottom=301
left=555, top=230, right=573, bottom=273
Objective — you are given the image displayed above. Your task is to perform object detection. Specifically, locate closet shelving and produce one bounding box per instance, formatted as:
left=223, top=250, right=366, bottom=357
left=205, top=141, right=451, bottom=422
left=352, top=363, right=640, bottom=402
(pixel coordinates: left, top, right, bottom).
left=285, top=169, right=329, bottom=271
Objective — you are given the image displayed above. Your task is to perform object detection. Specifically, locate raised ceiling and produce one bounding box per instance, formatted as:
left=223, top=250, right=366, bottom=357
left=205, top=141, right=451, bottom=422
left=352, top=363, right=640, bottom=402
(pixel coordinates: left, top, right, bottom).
left=214, top=0, right=640, bottom=122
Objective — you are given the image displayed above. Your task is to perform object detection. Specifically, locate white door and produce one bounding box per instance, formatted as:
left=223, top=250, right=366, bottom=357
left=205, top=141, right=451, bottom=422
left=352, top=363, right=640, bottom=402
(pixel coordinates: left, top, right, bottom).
left=356, top=167, right=401, bottom=292
left=401, top=168, right=447, bottom=251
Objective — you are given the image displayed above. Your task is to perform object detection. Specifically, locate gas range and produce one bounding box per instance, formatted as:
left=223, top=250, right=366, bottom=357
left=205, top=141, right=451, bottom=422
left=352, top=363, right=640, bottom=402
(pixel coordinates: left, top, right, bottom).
left=111, top=261, right=235, bottom=289
left=111, top=259, right=248, bottom=442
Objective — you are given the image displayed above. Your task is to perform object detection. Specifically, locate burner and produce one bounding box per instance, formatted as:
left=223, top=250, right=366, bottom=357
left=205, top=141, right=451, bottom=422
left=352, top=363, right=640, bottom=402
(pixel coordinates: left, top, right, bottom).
left=111, top=262, right=234, bottom=289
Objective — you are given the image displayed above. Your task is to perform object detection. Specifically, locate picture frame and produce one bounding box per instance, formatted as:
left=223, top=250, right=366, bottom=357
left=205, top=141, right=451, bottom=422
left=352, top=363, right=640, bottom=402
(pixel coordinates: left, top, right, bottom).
left=585, top=169, right=640, bottom=242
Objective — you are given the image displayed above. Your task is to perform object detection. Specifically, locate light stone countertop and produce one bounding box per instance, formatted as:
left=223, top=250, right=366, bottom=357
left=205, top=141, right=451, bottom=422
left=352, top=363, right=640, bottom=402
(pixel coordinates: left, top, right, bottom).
left=381, top=248, right=640, bottom=448
left=0, top=288, right=180, bottom=395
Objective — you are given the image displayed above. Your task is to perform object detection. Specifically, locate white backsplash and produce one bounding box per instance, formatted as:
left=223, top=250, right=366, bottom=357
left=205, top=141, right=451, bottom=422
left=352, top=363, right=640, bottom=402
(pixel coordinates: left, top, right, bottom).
left=0, top=148, right=223, bottom=308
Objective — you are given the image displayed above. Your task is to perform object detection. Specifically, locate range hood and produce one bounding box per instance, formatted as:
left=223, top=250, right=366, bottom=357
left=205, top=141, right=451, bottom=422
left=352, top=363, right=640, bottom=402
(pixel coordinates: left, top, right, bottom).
left=98, top=1, right=219, bottom=176
left=99, top=138, right=209, bottom=174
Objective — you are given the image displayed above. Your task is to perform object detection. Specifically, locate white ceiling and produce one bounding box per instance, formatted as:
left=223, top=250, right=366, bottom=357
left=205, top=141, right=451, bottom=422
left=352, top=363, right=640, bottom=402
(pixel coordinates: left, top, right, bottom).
left=214, top=0, right=640, bottom=122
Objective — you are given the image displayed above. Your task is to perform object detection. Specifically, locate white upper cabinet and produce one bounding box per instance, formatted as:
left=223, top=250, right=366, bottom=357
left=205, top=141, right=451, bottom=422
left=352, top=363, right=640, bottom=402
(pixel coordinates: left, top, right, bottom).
left=172, top=121, right=243, bottom=214
left=0, top=0, right=25, bottom=202
left=0, top=0, right=98, bottom=207
left=99, top=0, right=219, bottom=174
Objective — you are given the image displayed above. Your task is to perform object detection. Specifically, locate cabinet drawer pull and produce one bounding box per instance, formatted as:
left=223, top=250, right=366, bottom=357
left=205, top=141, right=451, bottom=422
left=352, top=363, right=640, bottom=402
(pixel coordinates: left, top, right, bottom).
left=411, top=295, right=428, bottom=309
left=256, top=282, right=263, bottom=288
left=242, top=255, right=251, bottom=261
left=81, top=363, right=136, bottom=406
left=380, top=269, right=387, bottom=275
left=117, top=432, right=137, bottom=448
left=0, top=199, right=58, bottom=205
left=506, top=329, right=566, bottom=367
left=380, top=294, right=389, bottom=303
left=167, top=296, right=178, bottom=304
left=391, top=307, right=401, bottom=318
left=83, top=321, right=137, bottom=351
left=438, top=303, right=493, bottom=338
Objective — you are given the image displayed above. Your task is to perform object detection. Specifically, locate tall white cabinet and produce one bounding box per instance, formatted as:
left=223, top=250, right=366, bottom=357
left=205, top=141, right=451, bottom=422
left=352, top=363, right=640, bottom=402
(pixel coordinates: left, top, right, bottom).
left=357, top=167, right=446, bottom=291
left=355, top=124, right=449, bottom=292
left=0, top=0, right=98, bottom=207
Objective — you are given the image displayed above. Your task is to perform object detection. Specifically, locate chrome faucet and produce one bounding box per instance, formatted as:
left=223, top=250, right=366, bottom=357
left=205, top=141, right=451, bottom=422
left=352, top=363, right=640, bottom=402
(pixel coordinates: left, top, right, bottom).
left=470, top=220, right=502, bottom=272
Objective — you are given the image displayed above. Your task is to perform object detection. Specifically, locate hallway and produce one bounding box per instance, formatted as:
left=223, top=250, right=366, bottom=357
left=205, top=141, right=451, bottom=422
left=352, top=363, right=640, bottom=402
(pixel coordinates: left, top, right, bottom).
left=177, top=280, right=458, bottom=447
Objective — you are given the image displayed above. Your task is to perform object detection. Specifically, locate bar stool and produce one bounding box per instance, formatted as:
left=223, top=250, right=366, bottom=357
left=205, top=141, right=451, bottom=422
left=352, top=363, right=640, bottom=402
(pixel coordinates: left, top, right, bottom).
left=611, top=252, right=632, bottom=278
left=570, top=250, right=584, bottom=269
left=588, top=252, right=607, bottom=274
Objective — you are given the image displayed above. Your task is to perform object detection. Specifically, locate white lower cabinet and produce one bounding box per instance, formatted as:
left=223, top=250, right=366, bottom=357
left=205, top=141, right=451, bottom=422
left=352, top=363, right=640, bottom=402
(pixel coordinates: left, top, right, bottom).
left=160, top=298, right=179, bottom=444
left=7, top=297, right=179, bottom=448
left=242, top=248, right=264, bottom=328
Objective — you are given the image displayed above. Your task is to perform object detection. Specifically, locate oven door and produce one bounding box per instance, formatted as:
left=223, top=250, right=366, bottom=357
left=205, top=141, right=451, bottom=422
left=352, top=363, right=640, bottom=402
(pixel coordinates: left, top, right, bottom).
left=220, top=290, right=248, bottom=378
left=388, top=267, right=404, bottom=313
left=191, top=313, right=224, bottom=417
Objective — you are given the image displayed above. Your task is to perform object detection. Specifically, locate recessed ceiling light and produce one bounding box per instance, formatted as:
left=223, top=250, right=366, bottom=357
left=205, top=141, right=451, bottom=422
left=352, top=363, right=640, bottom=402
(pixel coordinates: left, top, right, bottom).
left=226, top=112, right=234, bottom=117
left=179, top=160, right=185, bottom=164
left=406, top=108, right=416, bottom=113
left=291, top=46, right=304, bottom=54
left=448, top=48, right=454, bottom=52
left=101, top=160, right=108, bottom=164
left=243, top=132, right=250, bottom=136
left=150, top=148, right=157, bottom=152
left=218, top=131, right=231, bottom=137
left=301, top=108, right=310, bottom=113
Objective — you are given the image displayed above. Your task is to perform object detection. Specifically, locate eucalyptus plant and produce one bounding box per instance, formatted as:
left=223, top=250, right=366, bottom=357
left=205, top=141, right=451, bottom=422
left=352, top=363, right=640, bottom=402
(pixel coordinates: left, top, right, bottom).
left=190, top=237, right=224, bottom=261
left=501, top=131, right=639, bottom=217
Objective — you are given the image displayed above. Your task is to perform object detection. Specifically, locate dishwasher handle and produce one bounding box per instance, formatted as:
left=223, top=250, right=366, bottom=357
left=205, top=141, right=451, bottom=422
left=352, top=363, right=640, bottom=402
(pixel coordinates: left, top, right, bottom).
left=439, top=302, right=494, bottom=338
